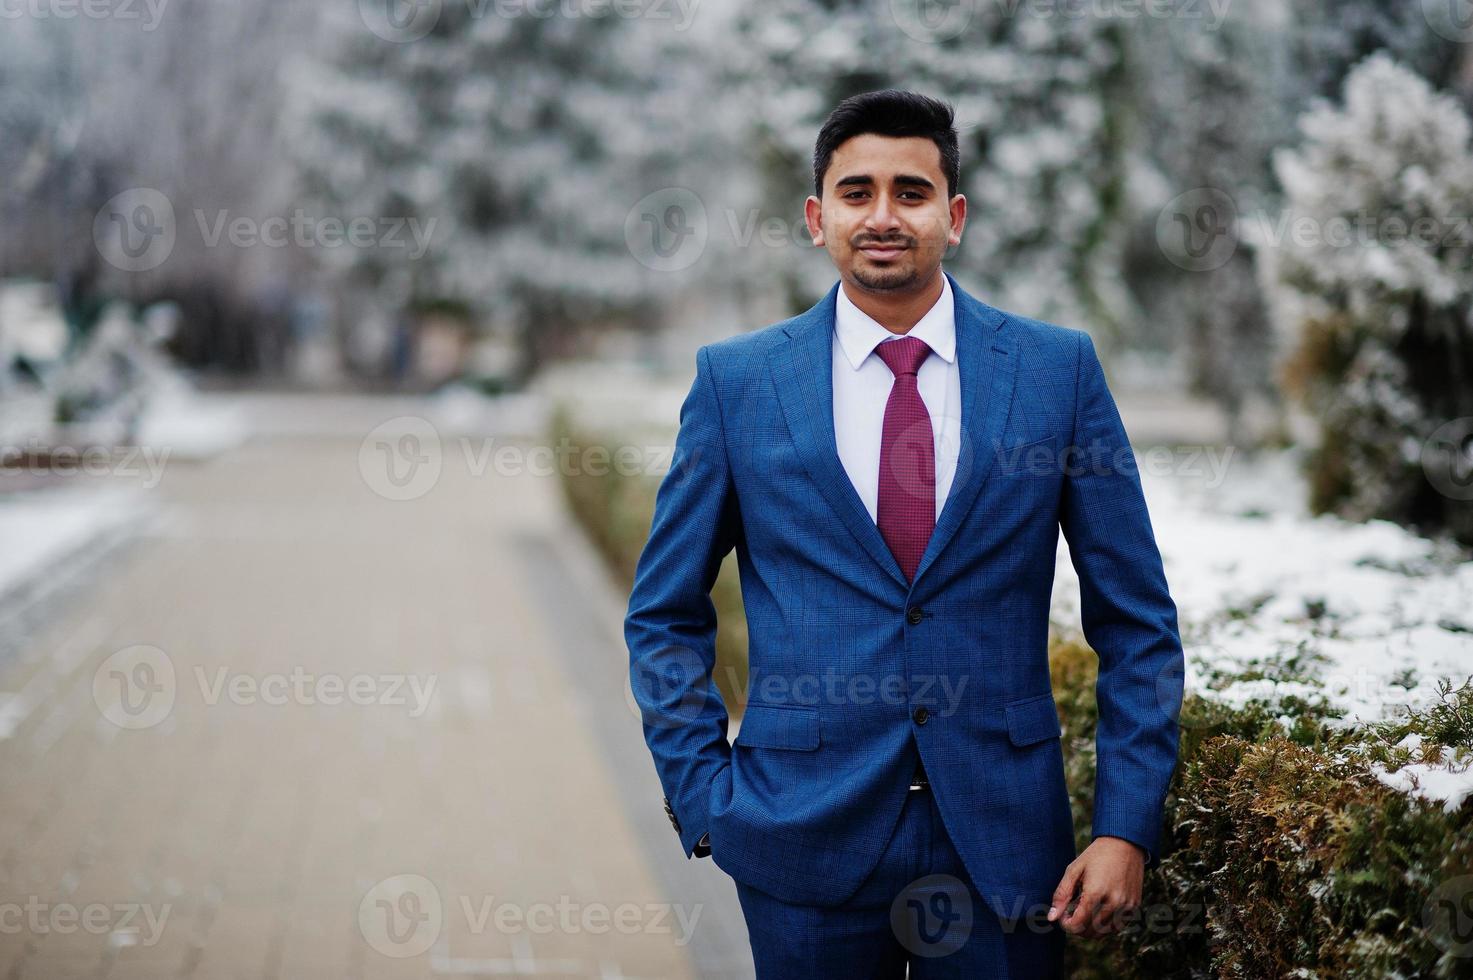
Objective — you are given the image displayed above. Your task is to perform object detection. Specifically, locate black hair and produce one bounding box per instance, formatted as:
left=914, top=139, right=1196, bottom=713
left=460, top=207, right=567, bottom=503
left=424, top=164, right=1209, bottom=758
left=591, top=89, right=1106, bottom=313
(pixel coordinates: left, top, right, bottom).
left=812, top=90, right=960, bottom=199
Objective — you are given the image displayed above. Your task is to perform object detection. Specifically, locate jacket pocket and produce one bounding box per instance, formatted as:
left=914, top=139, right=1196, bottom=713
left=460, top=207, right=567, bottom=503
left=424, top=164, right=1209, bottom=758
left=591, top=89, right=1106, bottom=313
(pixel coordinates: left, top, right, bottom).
left=994, top=433, right=1059, bottom=477
left=733, top=702, right=821, bottom=751
left=1005, top=692, right=1062, bottom=747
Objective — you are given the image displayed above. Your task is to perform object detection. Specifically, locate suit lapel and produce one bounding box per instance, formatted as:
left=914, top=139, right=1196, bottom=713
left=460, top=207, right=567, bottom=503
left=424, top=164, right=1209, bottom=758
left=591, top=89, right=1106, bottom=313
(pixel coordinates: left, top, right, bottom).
left=768, top=281, right=909, bottom=588
left=766, top=271, right=1018, bottom=594
left=912, top=272, right=1016, bottom=586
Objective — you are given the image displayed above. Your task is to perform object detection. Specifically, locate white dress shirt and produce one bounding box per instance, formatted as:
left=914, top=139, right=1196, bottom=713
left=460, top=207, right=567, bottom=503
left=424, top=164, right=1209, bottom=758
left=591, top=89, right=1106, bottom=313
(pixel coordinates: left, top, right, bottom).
left=832, top=272, right=961, bottom=525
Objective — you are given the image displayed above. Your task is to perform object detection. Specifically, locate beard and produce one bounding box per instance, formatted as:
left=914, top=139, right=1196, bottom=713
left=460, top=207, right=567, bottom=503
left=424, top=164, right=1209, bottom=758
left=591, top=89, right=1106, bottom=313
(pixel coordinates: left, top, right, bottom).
left=849, top=250, right=924, bottom=292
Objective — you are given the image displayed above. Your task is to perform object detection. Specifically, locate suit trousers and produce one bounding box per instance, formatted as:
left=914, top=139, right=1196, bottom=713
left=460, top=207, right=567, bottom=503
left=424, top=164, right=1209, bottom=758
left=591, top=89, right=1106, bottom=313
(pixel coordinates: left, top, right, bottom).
left=731, top=784, right=1066, bottom=978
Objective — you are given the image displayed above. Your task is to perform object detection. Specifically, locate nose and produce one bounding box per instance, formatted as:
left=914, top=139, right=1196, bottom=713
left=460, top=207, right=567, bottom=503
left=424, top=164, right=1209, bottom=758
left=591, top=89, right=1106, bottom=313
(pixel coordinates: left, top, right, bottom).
left=864, top=193, right=902, bottom=236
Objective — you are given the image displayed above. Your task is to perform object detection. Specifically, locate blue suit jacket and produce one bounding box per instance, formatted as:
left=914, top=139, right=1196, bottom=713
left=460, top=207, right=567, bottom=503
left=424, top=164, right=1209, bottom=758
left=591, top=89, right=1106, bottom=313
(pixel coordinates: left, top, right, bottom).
left=625, top=271, right=1184, bottom=919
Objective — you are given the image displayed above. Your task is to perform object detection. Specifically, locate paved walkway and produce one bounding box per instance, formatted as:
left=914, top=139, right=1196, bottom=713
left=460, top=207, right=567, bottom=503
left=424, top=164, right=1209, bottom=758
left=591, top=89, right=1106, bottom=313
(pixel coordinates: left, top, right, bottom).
left=0, top=395, right=749, bottom=979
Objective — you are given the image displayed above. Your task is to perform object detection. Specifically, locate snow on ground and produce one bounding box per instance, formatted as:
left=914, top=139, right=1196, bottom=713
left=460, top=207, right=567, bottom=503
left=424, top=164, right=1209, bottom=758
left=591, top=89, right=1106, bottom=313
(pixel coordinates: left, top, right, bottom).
left=1050, top=446, right=1473, bottom=806
left=0, top=485, right=150, bottom=603
left=1371, top=757, right=1473, bottom=813
left=426, top=381, right=551, bottom=439
left=528, top=359, right=687, bottom=442
left=134, top=376, right=251, bottom=460
left=1368, top=733, right=1473, bottom=814
left=1052, top=447, right=1470, bottom=725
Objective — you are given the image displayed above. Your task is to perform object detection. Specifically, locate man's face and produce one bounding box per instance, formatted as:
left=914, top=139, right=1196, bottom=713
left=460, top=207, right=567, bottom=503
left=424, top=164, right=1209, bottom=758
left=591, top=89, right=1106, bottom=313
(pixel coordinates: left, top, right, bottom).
left=804, top=133, right=966, bottom=294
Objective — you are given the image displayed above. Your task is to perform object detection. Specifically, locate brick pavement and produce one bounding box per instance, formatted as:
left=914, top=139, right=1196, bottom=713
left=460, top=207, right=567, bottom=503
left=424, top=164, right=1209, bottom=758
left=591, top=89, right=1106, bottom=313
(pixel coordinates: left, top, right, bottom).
left=0, top=406, right=714, bottom=979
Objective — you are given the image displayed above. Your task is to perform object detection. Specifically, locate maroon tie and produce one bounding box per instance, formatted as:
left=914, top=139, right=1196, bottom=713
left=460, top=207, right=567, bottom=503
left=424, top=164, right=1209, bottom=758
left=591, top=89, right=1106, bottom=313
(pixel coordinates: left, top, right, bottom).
left=874, top=336, right=936, bottom=583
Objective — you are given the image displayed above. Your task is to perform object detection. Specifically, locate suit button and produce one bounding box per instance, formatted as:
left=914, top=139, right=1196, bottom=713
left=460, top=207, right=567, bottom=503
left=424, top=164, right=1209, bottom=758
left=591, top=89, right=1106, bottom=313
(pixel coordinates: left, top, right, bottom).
left=907, top=606, right=924, bottom=625
left=913, top=706, right=930, bottom=725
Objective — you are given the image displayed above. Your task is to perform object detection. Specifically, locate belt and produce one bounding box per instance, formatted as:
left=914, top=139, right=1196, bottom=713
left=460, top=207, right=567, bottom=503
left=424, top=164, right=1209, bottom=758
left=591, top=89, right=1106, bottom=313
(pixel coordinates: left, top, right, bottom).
left=909, top=760, right=929, bottom=791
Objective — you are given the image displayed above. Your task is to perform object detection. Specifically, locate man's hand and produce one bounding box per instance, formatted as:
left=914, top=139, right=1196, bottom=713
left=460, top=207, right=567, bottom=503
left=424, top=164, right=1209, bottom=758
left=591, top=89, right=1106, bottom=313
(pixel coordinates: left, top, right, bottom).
left=1047, top=836, right=1145, bottom=938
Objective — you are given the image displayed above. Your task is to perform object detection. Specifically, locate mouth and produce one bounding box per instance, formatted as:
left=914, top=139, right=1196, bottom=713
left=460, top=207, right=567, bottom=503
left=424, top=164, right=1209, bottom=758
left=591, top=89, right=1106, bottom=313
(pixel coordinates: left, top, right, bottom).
left=858, top=244, right=908, bottom=261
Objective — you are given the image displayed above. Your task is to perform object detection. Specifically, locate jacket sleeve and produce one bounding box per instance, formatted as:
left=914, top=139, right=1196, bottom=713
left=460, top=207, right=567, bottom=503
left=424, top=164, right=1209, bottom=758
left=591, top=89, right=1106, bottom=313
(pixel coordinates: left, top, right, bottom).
left=1058, top=330, right=1184, bottom=868
left=625, top=344, right=740, bottom=858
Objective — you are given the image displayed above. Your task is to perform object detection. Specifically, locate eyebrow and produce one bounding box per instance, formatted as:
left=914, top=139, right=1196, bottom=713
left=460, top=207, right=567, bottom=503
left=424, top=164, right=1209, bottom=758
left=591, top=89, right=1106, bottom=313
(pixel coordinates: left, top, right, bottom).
left=833, top=173, right=937, bottom=192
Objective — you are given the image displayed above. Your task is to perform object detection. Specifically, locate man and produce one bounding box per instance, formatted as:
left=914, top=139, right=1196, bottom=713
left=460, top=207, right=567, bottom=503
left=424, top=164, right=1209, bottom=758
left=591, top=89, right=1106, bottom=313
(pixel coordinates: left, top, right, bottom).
left=626, top=90, right=1184, bottom=977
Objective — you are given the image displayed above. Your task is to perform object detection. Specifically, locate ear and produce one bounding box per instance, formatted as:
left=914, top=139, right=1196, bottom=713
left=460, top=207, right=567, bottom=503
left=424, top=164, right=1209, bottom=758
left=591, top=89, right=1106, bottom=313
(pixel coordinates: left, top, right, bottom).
left=947, top=194, right=967, bottom=247
left=804, top=195, right=825, bottom=246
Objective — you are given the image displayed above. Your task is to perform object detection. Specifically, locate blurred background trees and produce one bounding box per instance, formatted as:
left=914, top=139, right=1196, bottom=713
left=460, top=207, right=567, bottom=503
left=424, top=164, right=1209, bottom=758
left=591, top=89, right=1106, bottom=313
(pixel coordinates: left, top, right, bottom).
left=1259, top=53, right=1473, bottom=544
left=2, top=0, right=1471, bottom=542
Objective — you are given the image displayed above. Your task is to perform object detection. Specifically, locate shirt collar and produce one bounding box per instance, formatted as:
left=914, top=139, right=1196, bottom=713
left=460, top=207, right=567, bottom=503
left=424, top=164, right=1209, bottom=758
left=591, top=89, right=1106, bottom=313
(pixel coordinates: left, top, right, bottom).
left=835, top=272, right=956, bottom=371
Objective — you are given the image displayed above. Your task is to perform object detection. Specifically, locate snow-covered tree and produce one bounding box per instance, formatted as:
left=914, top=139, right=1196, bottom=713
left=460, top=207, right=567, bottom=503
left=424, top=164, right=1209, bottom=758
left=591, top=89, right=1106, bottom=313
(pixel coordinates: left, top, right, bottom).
left=1115, top=0, right=1292, bottom=445
left=725, top=0, right=1133, bottom=341
left=1112, top=0, right=1465, bottom=445
left=1286, top=0, right=1467, bottom=106
left=1255, top=52, right=1473, bottom=544
left=0, top=0, right=327, bottom=372
left=285, top=5, right=722, bottom=380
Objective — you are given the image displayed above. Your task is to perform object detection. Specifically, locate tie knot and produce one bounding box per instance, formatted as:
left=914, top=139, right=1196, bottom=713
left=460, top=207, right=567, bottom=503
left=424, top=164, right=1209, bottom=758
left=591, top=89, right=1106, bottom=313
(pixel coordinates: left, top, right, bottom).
left=875, top=335, right=932, bottom=378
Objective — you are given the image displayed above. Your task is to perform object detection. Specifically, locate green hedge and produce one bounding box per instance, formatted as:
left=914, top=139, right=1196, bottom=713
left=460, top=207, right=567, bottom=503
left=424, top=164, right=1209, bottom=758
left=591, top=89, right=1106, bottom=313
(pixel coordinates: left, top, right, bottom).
left=552, top=407, right=748, bottom=716
left=1052, top=635, right=1473, bottom=977
left=558, top=411, right=1472, bottom=974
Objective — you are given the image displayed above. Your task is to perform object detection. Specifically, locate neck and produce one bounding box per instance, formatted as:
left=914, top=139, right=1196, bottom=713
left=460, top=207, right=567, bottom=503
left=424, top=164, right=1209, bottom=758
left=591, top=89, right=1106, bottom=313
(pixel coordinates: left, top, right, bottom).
left=841, top=269, right=945, bottom=335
